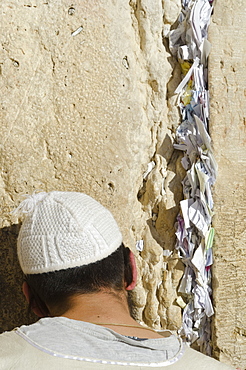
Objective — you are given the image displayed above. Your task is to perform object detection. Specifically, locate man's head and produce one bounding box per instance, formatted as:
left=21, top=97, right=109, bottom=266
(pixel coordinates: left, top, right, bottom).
left=15, top=191, right=137, bottom=317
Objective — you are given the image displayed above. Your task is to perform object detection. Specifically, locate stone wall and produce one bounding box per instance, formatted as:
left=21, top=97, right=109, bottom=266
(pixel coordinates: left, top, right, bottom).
left=0, top=0, right=245, bottom=368
left=209, top=1, right=246, bottom=368
left=0, top=0, right=183, bottom=332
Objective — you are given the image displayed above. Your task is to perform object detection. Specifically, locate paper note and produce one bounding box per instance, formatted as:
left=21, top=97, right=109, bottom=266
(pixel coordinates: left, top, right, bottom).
left=136, top=240, right=144, bottom=252
left=169, top=0, right=215, bottom=354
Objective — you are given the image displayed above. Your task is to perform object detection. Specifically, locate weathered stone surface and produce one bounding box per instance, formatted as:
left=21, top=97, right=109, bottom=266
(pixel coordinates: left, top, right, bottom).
left=209, top=1, right=246, bottom=368
left=0, top=0, right=184, bottom=333
left=2, top=1, right=244, bottom=367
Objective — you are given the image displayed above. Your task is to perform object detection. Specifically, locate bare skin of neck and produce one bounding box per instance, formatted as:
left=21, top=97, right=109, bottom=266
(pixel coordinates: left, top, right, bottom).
left=57, top=290, right=164, bottom=339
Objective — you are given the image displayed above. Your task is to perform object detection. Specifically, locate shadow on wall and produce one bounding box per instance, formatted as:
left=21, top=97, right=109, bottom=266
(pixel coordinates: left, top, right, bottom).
left=0, top=224, right=36, bottom=333
left=156, top=135, right=185, bottom=249
left=137, top=133, right=185, bottom=251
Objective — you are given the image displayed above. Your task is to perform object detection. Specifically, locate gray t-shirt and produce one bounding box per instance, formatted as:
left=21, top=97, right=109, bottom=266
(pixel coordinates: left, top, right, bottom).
left=16, top=317, right=184, bottom=366
left=0, top=317, right=234, bottom=369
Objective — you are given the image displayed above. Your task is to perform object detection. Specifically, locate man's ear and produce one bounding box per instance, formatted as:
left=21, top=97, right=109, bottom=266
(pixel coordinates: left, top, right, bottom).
left=22, top=281, right=31, bottom=304
left=125, top=251, right=137, bottom=291
left=22, top=281, right=48, bottom=318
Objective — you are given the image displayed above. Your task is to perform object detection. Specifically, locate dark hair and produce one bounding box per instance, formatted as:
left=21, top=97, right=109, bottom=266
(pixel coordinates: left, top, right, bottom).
left=25, top=243, right=132, bottom=316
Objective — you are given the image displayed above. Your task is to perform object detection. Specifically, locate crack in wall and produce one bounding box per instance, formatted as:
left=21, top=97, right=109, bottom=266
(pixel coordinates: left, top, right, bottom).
left=129, top=0, right=184, bottom=330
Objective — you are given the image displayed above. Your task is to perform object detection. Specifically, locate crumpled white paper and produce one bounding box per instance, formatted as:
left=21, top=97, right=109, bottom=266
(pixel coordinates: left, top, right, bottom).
left=169, top=0, right=215, bottom=354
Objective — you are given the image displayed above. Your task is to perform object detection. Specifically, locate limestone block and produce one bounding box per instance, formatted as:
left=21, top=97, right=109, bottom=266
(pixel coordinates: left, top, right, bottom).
left=163, top=0, right=181, bottom=25
left=209, top=1, right=246, bottom=368
left=0, top=0, right=184, bottom=334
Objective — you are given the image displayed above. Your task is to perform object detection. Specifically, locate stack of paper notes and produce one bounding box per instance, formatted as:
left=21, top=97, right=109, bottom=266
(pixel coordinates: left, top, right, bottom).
left=169, top=0, right=216, bottom=354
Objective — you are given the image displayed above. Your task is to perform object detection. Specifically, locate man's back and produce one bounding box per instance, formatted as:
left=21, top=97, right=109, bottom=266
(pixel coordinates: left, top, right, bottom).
left=0, top=317, right=233, bottom=370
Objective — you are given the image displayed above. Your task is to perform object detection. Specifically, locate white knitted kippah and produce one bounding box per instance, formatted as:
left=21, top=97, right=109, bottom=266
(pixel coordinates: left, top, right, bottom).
left=15, top=191, right=122, bottom=274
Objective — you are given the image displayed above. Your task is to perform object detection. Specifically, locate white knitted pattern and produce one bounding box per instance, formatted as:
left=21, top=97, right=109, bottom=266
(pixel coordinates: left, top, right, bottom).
left=17, top=191, right=122, bottom=274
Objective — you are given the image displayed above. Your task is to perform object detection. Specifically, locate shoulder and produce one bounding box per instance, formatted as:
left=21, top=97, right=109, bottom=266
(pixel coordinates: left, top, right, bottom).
left=172, top=346, right=234, bottom=370
left=0, top=330, right=30, bottom=368
left=0, top=330, right=24, bottom=351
